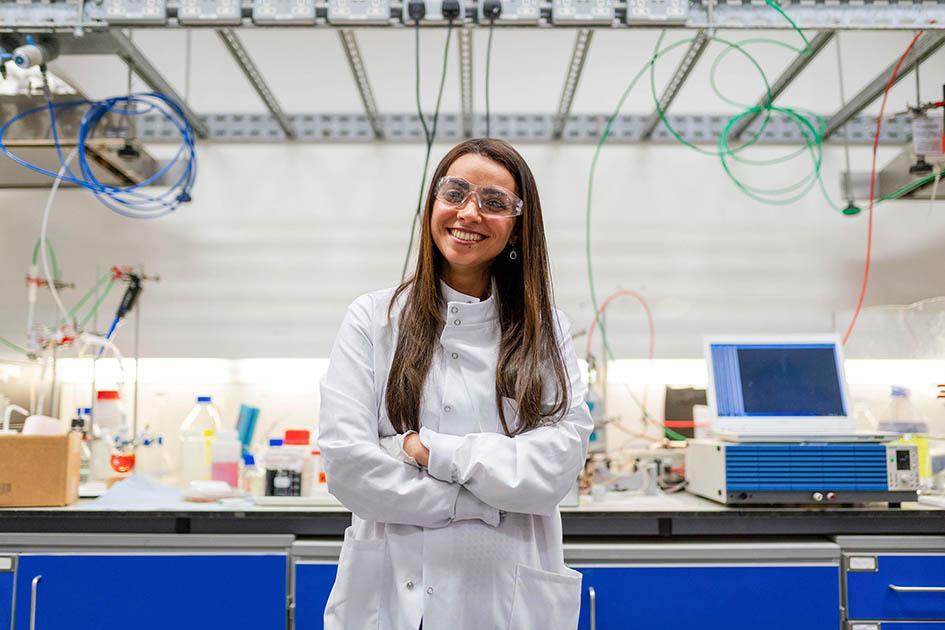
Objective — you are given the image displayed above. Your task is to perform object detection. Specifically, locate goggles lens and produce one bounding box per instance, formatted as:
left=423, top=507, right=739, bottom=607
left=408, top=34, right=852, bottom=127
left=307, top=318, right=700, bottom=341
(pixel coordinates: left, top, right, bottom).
left=435, top=177, right=523, bottom=217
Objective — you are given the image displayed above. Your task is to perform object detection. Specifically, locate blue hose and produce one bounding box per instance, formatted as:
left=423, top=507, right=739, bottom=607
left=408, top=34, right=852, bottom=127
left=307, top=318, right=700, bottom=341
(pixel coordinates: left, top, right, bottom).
left=0, top=92, right=197, bottom=219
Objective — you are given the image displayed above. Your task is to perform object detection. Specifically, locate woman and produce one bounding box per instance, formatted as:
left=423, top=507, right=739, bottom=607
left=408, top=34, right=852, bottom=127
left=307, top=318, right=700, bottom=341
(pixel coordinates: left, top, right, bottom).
left=318, top=138, right=593, bottom=629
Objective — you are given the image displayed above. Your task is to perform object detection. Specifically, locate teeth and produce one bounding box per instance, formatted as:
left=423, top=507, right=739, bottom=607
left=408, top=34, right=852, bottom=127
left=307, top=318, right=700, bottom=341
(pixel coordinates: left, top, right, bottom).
left=450, top=229, right=484, bottom=242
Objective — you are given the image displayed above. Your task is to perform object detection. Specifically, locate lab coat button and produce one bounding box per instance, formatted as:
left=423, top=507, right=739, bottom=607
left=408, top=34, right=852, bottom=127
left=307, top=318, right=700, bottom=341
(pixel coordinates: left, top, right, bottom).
left=454, top=319, right=461, bottom=326
left=450, top=306, right=459, bottom=314
left=426, top=586, right=434, bottom=595
left=444, top=405, right=452, bottom=413
left=405, top=581, right=414, bottom=590
left=451, top=352, right=459, bottom=360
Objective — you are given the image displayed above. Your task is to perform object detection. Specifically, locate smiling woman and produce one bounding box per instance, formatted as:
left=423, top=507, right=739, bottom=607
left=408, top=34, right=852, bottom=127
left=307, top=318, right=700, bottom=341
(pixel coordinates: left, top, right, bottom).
left=317, top=138, right=594, bottom=629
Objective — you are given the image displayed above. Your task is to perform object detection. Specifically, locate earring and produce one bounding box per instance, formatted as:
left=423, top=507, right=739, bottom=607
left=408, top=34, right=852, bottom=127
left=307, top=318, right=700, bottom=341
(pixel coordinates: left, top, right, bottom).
left=509, top=247, right=518, bottom=261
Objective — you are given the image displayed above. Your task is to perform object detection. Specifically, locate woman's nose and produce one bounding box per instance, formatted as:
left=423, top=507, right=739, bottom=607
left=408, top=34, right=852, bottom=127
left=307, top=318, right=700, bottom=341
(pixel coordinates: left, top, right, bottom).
left=456, top=194, right=483, bottom=221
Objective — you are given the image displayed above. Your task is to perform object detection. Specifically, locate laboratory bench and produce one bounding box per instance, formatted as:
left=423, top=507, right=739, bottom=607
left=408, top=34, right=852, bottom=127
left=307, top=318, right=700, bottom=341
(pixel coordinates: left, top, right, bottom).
left=1, top=495, right=944, bottom=629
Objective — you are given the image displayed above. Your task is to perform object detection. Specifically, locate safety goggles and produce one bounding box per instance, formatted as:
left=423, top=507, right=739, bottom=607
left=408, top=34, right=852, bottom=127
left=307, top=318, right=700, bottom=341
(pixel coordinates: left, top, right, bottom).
left=434, top=176, right=523, bottom=218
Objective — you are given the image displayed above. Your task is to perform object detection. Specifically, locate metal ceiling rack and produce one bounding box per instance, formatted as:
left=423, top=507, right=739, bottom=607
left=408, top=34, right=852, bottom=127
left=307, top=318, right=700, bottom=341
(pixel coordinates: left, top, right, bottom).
left=1, top=1, right=943, bottom=144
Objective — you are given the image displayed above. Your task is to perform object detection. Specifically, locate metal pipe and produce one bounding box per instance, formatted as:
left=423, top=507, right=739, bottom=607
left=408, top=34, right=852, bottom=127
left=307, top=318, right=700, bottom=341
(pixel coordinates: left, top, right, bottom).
left=110, top=30, right=209, bottom=138
left=338, top=29, right=384, bottom=139
left=552, top=29, right=594, bottom=140
left=823, top=32, right=945, bottom=140
left=730, top=31, right=835, bottom=140
left=216, top=28, right=296, bottom=139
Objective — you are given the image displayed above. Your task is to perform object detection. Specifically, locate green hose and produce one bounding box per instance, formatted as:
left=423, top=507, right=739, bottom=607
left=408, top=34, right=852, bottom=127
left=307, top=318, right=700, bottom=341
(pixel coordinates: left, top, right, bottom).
left=79, top=277, right=117, bottom=329
left=0, top=336, right=27, bottom=356
left=585, top=0, right=828, bottom=442
left=31, top=238, right=60, bottom=282
left=60, top=271, right=115, bottom=327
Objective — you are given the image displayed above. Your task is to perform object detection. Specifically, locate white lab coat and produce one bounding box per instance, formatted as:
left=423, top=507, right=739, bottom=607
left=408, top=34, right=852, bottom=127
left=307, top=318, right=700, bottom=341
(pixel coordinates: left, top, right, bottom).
left=318, top=282, right=594, bottom=630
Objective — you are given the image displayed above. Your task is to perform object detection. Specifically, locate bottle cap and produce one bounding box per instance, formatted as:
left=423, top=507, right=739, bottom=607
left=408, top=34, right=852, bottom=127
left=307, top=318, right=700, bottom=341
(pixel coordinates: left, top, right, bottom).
left=197, top=396, right=212, bottom=403
left=243, top=454, right=255, bottom=466
left=311, top=449, right=321, bottom=456
left=891, top=386, right=910, bottom=398
left=284, top=430, right=311, bottom=445
left=97, top=390, right=120, bottom=400
left=268, top=438, right=284, bottom=447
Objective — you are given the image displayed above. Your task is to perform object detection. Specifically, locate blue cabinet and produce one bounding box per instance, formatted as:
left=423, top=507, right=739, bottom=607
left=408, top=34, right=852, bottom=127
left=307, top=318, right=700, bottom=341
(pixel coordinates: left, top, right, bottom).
left=293, top=562, right=338, bottom=630
left=879, top=624, right=945, bottom=629
left=0, top=557, right=13, bottom=630
left=575, top=564, right=840, bottom=630
left=12, top=554, right=287, bottom=630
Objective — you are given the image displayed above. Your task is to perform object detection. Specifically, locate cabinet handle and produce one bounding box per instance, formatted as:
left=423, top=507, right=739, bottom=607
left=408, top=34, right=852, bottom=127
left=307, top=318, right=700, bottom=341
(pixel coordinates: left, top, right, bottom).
left=588, top=586, right=597, bottom=630
left=889, top=584, right=945, bottom=593
left=29, top=575, right=42, bottom=630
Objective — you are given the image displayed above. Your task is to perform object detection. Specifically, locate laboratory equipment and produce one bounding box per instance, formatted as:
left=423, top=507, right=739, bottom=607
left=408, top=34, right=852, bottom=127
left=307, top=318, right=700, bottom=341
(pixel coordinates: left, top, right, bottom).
left=104, top=0, right=169, bottom=23
left=211, top=429, right=241, bottom=488
left=252, top=0, right=316, bottom=24
left=180, top=396, right=223, bottom=435
left=309, top=448, right=327, bottom=493
left=686, top=440, right=919, bottom=505
left=135, top=428, right=170, bottom=480
left=93, top=390, right=127, bottom=432
left=878, top=386, right=929, bottom=434
left=263, top=438, right=303, bottom=497
left=705, top=336, right=857, bottom=437
left=551, top=0, right=614, bottom=24
left=241, top=454, right=265, bottom=496
left=11, top=35, right=59, bottom=70
left=177, top=0, right=242, bottom=24
left=328, top=0, right=391, bottom=24
left=236, top=404, right=259, bottom=454
left=178, top=429, right=213, bottom=489
left=21, top=414, right=65, bottom=436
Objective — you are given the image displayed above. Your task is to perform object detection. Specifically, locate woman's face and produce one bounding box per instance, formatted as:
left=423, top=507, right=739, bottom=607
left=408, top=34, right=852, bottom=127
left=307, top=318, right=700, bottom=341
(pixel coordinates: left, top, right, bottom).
left=431, top=153, right=519, bottom=276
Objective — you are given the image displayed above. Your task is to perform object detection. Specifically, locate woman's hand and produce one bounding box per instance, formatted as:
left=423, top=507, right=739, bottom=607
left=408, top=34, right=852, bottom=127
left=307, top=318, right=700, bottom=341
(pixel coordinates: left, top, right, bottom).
left=403, top=432, right=430, bottom=468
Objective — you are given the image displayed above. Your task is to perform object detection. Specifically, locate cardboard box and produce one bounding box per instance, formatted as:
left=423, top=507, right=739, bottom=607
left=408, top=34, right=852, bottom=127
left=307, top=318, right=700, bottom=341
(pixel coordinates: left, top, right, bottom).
left=0, top=432, right=81, bottom=507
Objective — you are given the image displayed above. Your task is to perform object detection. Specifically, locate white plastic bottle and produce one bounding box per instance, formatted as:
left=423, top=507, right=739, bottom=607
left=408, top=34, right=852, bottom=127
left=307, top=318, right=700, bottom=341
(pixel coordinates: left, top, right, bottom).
left=180, top=396, right=223, bottom=435
left=93, top=390, right=127, bottom=432
left=178, top=396, right=223, bottom=488
left=241, top=454, right=265, bottom=496
left=211, top=429, right=242, bottom=489
left=879, top=386, right=929, bottom=434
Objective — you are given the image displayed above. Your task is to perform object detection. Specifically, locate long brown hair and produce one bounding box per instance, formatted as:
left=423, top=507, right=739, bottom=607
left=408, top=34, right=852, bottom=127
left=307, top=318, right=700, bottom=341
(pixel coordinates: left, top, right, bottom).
left=385, top=138, right=569, bottom=436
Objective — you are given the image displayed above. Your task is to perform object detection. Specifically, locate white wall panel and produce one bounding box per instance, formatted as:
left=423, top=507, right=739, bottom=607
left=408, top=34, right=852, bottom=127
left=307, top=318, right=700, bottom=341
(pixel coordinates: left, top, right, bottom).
left=2, top=141, right=943, bottom=360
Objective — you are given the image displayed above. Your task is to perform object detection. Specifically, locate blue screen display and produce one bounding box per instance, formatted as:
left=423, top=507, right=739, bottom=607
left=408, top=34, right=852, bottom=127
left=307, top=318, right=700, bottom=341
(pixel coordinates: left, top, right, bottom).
left=711, top=344, right=845, bottom=417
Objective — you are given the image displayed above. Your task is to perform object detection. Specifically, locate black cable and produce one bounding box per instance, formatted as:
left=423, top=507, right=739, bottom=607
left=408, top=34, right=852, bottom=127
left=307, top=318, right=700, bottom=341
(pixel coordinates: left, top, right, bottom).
left=414, top=20, right=431, bottom=146
left=485, top=16, right=496, bottom=138
left=400, top=20, right=455, bottom=282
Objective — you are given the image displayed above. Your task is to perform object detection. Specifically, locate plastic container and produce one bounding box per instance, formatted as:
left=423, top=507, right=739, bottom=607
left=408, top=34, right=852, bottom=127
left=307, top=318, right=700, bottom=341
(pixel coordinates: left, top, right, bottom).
left=93, top=391, right=126, bottom=432
left=178, top=429, right=214, bottom=489
left=135, top=432, right=170, bottom=480
left=285, top=430, right=313, bottom=495
left=262, top=438, right=304, bottom=497
left=179, top=396, right=223, bottom=435
left=211, top=429, right=242, bottom=489
left=310, top=449, right=327, bottom=493
left=241, top=454, right=265, bottom=496
left=879, top=386, right=929, bottom=434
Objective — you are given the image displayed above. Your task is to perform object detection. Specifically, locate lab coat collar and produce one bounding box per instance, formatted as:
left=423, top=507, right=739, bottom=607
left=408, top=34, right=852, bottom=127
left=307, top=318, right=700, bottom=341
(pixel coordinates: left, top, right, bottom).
left=439, top=279, right=498, bottom=326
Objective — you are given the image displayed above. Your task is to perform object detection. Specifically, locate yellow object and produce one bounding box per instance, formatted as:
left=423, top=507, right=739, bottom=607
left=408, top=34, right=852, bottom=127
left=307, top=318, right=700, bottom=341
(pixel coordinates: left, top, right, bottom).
left=896, top=435, right=931, bottom=479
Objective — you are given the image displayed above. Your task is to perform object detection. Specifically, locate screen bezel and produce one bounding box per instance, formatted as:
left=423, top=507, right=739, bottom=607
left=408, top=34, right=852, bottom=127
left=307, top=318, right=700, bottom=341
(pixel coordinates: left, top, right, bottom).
left=704, top=334, right=854, bottom=435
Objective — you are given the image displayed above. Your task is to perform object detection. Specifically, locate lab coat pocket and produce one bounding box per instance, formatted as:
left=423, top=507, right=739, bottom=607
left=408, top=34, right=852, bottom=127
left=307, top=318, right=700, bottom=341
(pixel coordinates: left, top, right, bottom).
left=507, top=563, right=582, bottom=630
left=324, top=526, right=387, bottom=630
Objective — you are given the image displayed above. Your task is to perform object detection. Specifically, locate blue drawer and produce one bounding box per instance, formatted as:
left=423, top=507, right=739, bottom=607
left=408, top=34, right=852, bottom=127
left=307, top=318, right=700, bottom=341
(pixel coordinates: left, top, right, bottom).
left=294, top=563, right=338, bottom=630
left=848, top=555, right=945, bottom=620
left=577, top=564, right=840, bottom=630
